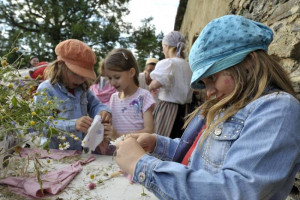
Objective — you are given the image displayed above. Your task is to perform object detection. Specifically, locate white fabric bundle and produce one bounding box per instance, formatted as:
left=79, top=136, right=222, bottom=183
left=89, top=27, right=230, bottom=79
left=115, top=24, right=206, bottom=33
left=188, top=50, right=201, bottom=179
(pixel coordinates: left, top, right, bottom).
left=81, top=115, right=104, bottom=151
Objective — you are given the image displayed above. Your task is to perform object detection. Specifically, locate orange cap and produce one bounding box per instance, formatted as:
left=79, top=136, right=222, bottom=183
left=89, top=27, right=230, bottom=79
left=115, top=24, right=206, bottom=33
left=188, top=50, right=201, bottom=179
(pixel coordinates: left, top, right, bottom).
left=55, top=39, right=96, bottom=80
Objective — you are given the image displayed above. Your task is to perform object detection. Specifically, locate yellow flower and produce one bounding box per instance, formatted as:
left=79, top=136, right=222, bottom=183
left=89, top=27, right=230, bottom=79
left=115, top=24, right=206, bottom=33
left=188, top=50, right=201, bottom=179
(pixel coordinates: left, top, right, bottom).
left=48, top=116, right=54, bottom=120
left=8, top=83, right=14, bottom=88
left=90, top=174, right=95, bottom=179
left=1, top=59, right=8, bottom=67
left=30, top=121, right=35, bottom=126
left=31, top=112, right=37, bottom=116
left=47, top=160, right=51, bottom=164
left=47, top=100, right=53, bottom=105
left=54, top=121, right=58, bottom=125
left=24, top=75, right=29, bottom=79
left=44, top=169, right=48, bottom=173
left=30, top=85, right=35, bottom=89
left=41, top=92, right=46, bottom=96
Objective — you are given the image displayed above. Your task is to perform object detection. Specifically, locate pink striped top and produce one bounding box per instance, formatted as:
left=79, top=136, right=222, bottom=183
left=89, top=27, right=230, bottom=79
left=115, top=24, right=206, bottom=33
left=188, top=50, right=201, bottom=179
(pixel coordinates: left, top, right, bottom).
left=110, top=87, right=155, bottom=134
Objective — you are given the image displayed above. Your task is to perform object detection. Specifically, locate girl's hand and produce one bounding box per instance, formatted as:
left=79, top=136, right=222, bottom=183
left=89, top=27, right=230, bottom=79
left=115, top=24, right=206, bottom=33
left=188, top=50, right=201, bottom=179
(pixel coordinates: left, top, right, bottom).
left=103, top=123, right=119, bottom=140
left=116, top=137, right=146, bottom=175
left=99, top=111, right=111, bottom=123
left=75, top=116, right=93, bottom=133
left=127, top=133, right=157, bottom=153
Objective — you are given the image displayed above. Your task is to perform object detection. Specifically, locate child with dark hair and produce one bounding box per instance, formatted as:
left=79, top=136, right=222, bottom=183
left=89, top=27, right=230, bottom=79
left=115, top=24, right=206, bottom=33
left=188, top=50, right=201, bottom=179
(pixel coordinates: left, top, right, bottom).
left=102, top=48, right=155, bottom=141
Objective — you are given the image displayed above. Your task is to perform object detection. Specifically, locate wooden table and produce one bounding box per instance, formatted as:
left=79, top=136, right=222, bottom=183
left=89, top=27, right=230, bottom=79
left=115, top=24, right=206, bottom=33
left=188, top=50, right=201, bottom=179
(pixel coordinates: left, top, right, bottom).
left=0, top=153, right=158, bottom=200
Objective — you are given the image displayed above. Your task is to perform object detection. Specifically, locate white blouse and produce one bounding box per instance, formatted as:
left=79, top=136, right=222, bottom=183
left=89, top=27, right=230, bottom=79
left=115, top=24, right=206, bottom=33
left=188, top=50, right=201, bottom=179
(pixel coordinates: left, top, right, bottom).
left=150, top=57, right=193, bottom=104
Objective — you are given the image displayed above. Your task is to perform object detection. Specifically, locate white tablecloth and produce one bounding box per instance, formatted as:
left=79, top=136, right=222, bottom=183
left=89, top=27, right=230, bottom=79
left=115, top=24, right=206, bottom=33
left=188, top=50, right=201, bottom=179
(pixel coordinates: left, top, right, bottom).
left=0, top=153, right=158, bottom=200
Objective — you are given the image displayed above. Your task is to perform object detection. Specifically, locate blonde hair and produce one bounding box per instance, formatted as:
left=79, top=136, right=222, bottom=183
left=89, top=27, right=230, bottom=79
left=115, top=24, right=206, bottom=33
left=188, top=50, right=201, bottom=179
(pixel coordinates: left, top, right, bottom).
left=184, top=50, right=298, bottom=145
left=104, top=48, right=139, bottom=87
left=44, top=60, right=91, bottom=90
left=94, top=60, right=105, bottom=84
left=165, top=45, right=185, bottom=59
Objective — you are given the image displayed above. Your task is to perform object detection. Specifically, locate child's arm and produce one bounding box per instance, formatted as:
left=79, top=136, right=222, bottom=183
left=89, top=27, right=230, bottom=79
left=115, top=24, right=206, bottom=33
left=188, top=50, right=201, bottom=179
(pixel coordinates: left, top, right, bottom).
left=103, top=107, right=154, bottom=140
left=134, top=107, right=154, bottom=134
left=87, top=90, right=111, bottom=118
left=149, top=79, right=162, bottom=91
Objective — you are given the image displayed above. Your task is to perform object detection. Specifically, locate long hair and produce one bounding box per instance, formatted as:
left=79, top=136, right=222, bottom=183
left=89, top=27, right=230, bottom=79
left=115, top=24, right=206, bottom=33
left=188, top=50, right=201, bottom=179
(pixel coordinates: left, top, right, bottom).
left=104, top=48, right=139, bottom=87
left=94, top=60, right=105, bottom=84
left=167, top=46, right=185, bottom=59
left=184, top=50, right=298, bottom=145
left=44, top=60, right=91, bottom=90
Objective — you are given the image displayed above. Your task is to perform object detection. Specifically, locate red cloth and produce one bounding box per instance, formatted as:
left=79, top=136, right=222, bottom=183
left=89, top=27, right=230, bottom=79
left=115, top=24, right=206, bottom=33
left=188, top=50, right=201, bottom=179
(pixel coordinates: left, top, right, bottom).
left=30, top=66, right=46, bottom=80
left=181, top=124, right=206, bottom=166
left=29, top=61, right=48, bottom=80
left=0, top=156, right=95, bottom=199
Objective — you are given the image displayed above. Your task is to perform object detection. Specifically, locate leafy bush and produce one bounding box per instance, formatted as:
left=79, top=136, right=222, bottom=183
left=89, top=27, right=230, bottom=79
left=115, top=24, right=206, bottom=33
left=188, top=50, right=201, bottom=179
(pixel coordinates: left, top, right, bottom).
left=0, top=48, right=70, bottom=153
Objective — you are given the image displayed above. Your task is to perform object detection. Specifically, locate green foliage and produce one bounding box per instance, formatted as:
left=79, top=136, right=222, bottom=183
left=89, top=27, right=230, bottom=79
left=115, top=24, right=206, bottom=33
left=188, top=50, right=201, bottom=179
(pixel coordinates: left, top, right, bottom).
left=0, top=0, right=132, bottom=63
left=129, top=17, right=164, bottom=72
left=0, top=48, right=72, bottom=152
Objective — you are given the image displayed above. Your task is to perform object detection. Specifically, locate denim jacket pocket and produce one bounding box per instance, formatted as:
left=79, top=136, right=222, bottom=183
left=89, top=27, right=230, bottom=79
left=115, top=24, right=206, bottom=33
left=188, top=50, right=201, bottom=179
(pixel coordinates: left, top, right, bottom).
left=60, top=101, right=74, bottom=119
left=202, top=117, right=244, bottom=173
left=80, top=95, right=88, bottom=116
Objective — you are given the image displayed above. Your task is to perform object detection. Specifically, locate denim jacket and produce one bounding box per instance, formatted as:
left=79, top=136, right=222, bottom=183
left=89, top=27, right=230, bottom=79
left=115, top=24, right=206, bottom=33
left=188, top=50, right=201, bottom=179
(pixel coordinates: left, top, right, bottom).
left=133, top=91, right=300, bottom=200
left=34, top=80, right=110, bottom=150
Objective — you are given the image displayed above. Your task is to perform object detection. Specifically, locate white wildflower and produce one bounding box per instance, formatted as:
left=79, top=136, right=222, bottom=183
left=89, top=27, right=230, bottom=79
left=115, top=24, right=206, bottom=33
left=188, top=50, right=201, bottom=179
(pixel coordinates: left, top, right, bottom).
left=59, top=142, right=70, bottom=150
left=110, top=135, right=126, bottom=146
left=64, top=142, right=70, bottom=149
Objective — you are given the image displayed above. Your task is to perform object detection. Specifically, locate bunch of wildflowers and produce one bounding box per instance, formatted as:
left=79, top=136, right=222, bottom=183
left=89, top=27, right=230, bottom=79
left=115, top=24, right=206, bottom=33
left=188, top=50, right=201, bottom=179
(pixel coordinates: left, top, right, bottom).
left=0, top=48, right=72, bottom=154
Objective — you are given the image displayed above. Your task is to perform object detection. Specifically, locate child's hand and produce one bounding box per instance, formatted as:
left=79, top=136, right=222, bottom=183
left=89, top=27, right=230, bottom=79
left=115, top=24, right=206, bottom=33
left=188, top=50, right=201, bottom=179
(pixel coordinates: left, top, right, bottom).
left=99, top=111, right=111, bottom=123
left=103, top=123, right=119, bottom=140
left=116, top=137, right=146, bottom=175
left=127, top=133, right=157, bottom=153
left=75, top=116, right=93, bottom=133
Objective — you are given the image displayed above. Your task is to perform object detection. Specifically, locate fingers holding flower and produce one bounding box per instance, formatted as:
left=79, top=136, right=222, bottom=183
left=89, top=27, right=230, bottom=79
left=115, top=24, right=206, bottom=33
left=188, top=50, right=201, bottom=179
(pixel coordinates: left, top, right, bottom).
left=116, top=137, right=146, bottom=175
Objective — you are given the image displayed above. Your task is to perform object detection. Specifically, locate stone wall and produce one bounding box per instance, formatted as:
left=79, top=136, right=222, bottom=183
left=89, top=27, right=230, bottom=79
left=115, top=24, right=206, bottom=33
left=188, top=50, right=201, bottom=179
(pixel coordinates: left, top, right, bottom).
left=177, top=0, right=300, bottom=97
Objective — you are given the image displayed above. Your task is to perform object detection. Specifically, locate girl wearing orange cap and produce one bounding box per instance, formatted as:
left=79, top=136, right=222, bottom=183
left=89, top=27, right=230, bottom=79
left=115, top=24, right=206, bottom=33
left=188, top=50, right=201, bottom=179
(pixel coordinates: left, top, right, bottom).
left=34, top=39, right=111, bottom=151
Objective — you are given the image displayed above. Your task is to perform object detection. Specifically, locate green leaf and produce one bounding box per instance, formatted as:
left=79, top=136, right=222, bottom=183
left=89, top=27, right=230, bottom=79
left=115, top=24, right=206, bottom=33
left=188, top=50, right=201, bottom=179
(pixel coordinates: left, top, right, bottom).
left=41, top=140, right=50, bottom=151
left=46, top=127, right=58, bottom=138
left=11, top=96, right=18, bottom=107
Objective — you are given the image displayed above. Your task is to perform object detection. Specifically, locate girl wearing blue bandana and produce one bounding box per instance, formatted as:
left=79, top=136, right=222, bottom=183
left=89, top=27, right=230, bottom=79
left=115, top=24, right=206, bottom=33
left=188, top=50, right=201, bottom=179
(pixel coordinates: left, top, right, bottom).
left=115, top=15, right=300, bottom=200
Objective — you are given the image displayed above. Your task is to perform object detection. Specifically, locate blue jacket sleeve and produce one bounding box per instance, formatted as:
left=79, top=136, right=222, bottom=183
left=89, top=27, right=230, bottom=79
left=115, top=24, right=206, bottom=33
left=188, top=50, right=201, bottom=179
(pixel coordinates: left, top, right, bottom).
left=87, top=90, right=110, bottom=118
left=133, top=93, right=300, bottom=200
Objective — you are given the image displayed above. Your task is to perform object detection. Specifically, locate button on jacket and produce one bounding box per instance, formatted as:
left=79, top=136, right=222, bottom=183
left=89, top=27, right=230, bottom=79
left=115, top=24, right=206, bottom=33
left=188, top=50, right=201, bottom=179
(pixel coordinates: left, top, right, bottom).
left=35, top=80, right=110, bottom=150
left=133, top=91, right=300, bottom=200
